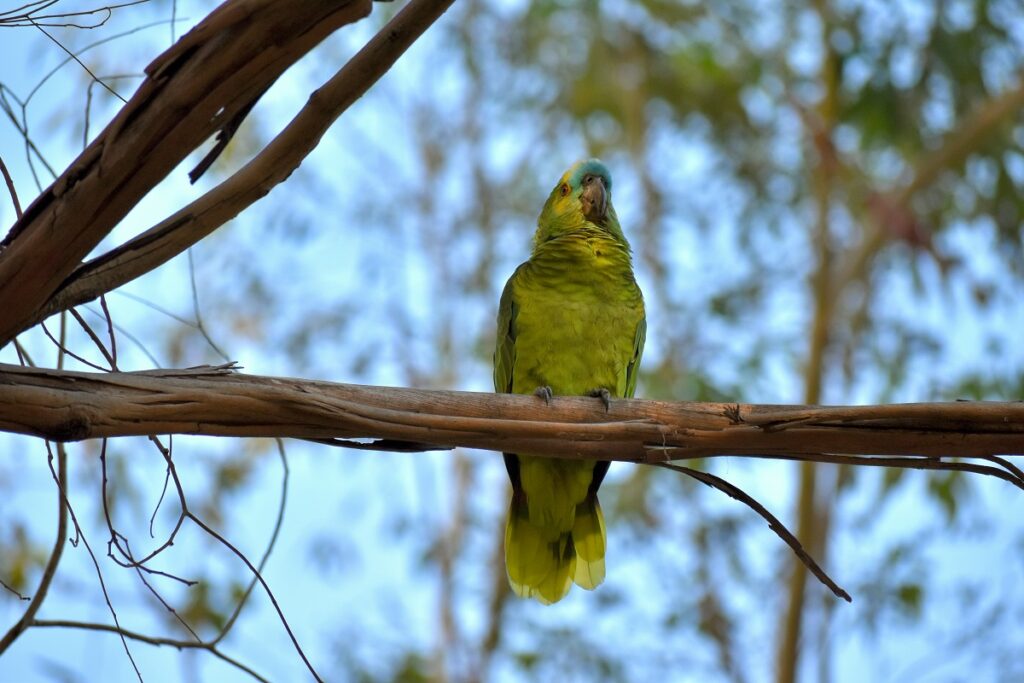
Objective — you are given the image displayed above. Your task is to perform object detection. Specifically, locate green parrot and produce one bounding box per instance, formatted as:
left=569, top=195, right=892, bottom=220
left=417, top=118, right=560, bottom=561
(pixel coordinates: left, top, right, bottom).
left=493, top=159, right=646, bottom=604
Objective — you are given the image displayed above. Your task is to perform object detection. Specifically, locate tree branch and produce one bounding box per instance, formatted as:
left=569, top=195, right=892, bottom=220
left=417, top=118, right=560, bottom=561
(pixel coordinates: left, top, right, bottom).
left=10, top=0, right=457, bottom=338
left=0, top=0, right=376, bottom=345
left=0, top=364, right=1020, bottom=464
left=655, top=462, right=850, bottom=602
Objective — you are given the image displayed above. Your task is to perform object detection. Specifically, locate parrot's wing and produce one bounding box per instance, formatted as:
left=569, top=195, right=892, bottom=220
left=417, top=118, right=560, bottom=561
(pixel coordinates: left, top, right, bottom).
left=494, top=265, right=527, bottom=491
left=493, top=264, right=525, bottom=394
left=625, top=315, right=646, bottom=399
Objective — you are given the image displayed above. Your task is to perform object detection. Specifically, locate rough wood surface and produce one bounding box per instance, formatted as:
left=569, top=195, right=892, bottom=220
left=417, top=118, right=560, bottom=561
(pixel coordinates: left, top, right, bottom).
left=1, top=364, right=1020, bottom=460
left=0, top=0, right=372, bottom=345
left=28, top=0, right=455, bottom=331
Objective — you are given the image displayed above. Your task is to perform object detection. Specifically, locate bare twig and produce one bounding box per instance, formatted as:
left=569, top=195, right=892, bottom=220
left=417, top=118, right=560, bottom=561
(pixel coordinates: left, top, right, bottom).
left=657, top=462, right=851, bottom=601
left=69, top=307, right=116, bottom=369
left=30, top=20, right=127, bottom=102
left=676, top=451, right=1024, bottom=491
left=0, top=578, right=28, bottom=600
left=212, top=438, right=290, bottom=645
left=0, top=0, right=152, bottom=28
left=102, top=436, right=186, bottom=570
left=148, top=435, right=172, bottom=536
left=99, top=428, right=318, bottom=678
left=99, top=438, right=195, bottom=585
left=187, top=512, right=322, bottom=682
left=0, top=83, right=57, bottom=189
left=39, top=319, right=109, bottom=371
left=46, top=441, right=142, bottom=680
left=82, top=301, right=161, bottom=367
left=30, top=619, right=269, bottom=683
left=0, top=440, right=69, bottom=650
left=187, top=248, right=228, bottom=361
left=98, top=294, right=117, bottom=367
left=0, top=154, right=22, bottom=218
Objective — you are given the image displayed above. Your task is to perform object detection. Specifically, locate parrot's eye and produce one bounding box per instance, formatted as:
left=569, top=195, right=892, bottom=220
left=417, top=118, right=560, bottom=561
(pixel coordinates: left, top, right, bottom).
left=559, top=183, right=570, bottom=197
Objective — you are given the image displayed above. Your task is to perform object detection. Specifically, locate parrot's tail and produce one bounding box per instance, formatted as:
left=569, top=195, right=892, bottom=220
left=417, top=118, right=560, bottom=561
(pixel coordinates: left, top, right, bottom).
left=571, top=492, right=606, bottom=590
left=504, top=491, right=607, bottom=604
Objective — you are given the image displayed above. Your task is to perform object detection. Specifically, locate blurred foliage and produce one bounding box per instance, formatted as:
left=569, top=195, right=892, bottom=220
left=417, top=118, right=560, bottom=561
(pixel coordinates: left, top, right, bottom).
left=1, top=0, right=1023, bottom=682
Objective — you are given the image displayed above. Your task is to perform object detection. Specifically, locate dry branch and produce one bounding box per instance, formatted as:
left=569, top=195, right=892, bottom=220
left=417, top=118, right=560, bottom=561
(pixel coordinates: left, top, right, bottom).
left=28, top=0, right=456, bottom=329
left=0, top=0, right=375, bottom=345
left=0, top=364, right=1021, bottom=464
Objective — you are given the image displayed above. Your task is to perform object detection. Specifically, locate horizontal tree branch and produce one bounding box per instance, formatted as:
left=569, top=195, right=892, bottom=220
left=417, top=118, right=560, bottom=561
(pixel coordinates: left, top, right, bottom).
left=0, top=364, right=1020, bottom=469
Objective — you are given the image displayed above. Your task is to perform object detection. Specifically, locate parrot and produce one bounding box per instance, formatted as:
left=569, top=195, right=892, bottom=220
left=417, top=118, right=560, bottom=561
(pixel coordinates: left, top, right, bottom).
left=493, top=159, right=646, bottom=604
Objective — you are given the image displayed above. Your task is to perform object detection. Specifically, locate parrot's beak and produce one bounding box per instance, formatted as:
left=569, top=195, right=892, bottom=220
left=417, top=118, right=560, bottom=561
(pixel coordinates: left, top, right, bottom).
left=580, top=174, right=608, bottom=224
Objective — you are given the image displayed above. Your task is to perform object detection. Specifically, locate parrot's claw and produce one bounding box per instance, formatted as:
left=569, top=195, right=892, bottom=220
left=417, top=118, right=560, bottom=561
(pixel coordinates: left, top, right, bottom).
left=588, top=387, right=612, bottom=412
left=534, top=386, right=554, bottom=405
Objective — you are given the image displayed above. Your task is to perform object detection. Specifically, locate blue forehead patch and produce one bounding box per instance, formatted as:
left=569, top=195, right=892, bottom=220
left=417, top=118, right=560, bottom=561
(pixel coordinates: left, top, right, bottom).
left=566, top=158, right=612, bottom=192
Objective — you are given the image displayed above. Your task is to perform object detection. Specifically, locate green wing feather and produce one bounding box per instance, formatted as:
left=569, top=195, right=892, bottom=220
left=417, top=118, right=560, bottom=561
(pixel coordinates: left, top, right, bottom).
left=625, top=317, right=646, bottom=399
left=493, top=265, right=522, bottom=395
left=495, top=266, right=579, bottom=604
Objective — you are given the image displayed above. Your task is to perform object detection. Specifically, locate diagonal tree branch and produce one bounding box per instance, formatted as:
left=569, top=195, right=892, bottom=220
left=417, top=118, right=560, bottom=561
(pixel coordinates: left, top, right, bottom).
left=26, top=0, right=456, bottom=332
left=655, top=462, right=851, bottom=602
left=0, top=0, right=376, bottom=345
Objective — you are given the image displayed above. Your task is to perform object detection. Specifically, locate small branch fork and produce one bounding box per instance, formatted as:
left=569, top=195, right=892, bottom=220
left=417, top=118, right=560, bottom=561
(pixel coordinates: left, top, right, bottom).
left=1, top=316, right=299, bottom=679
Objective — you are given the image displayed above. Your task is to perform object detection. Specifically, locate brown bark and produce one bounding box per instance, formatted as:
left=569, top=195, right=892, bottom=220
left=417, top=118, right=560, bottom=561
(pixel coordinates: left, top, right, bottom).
left=0, top=364, right=1021, bottom=463
left=23, top=0, right=457, bottom=332
left=0, top=0, right=374, bottom=345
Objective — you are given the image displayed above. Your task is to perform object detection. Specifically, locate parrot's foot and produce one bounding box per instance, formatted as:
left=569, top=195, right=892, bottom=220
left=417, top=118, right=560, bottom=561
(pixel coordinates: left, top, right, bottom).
left=588, top=387, right=612, bottom=411
left=534, top=385, right=554, bottom=405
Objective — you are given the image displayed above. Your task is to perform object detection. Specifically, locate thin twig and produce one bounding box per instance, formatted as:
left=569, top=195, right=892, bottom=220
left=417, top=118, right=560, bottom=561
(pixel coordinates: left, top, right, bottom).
left=82, top=301, right=162, bottom=367
left=187, top=248, right=229, bottom=361
left=669, top=452, right=1024, bottom=492
left=39, top=319, right=109, bottom=371
left=69, top=307, right=115, bottom=369
left=653, top=462, right=852, bottom=602
left=144, top=428, right=317, bottom=677
left=148, top=435, right=172, bottom=537
left=213, top=438, right=290, bottom=645
left=0, top=441, right=68, bottom=651
left=1, top=0, right=151, bottom=28
left=29, top=21, right=127, bottom=103
left=101, top=437, right=187, bottom=572
left=187, top=512, right=322, bottom=682
left=0, top=578, right=28, bottom=601
left=99, top=294, right=118, bottom=368
left=0, top=154, right=22, bottom=218
left=34, top=439, right=143, bottom=680
left=30, top=619, right=269, bottom=683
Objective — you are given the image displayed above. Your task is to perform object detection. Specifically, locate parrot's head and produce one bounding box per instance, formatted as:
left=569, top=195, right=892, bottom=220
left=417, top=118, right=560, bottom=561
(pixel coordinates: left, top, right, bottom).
left=535, top=159, right=627, bottom=245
